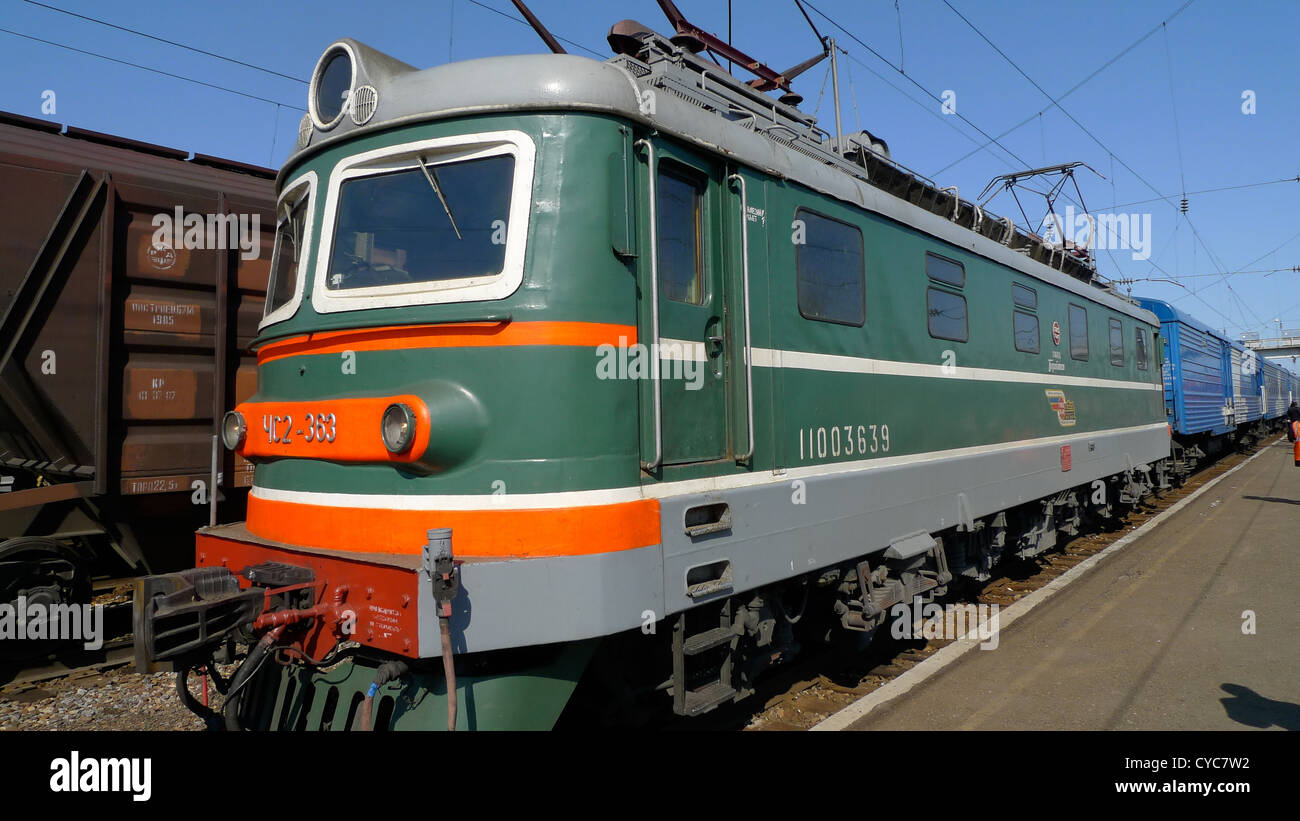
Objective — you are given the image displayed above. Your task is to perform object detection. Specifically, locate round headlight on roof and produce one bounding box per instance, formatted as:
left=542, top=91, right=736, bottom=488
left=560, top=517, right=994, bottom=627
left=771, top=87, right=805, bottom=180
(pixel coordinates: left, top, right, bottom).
left=309, top=43, right=356, bottom=130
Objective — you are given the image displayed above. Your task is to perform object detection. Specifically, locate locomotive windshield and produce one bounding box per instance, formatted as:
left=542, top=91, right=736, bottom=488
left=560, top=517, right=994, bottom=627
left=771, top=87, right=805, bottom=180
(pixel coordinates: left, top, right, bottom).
left=327, top=153, right=514, bottom=290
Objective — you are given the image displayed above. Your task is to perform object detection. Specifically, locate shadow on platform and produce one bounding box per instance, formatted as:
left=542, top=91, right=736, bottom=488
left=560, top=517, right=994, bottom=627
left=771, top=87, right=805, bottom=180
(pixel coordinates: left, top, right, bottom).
left=1241, top=495, right=1300, bottom=506
left=1219, top=683, right=1300, bottom=730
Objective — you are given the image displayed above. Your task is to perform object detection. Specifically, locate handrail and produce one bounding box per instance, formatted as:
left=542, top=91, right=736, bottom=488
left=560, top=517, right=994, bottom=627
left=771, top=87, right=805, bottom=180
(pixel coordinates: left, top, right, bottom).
left=728, top=172, right=755, bottom=465
left=636, top=139, right=662, bottom=472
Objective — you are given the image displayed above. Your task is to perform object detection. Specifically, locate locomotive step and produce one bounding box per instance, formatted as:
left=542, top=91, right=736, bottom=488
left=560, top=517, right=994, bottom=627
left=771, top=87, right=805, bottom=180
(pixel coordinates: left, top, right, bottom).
left=682, top=626, right=737, bottom=656
left=683, top=681, right=738, bottom=716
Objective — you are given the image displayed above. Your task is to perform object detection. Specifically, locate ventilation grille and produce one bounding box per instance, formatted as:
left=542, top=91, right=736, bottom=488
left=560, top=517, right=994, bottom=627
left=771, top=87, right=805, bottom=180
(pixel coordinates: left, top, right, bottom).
left=296, top=114, right=312, bottom=149
left=350, top=86, right=379, bottom=125
left=611, top=55, right=652, bottom=78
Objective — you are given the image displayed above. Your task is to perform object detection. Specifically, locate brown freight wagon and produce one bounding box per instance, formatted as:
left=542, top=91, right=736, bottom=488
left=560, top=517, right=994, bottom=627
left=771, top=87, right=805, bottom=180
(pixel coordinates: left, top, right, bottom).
left=0, top=110, right=276, bottom=616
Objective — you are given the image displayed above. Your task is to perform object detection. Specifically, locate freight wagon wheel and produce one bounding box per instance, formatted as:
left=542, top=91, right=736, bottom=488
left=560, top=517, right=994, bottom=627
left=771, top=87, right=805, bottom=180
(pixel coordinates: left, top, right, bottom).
left=0, top=538, right=92, bottom=655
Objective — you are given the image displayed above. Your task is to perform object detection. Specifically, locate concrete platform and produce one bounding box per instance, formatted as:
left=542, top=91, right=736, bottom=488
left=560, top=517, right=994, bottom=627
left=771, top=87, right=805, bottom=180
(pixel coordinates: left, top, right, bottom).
left=838, top=439, right=1300, bottom=731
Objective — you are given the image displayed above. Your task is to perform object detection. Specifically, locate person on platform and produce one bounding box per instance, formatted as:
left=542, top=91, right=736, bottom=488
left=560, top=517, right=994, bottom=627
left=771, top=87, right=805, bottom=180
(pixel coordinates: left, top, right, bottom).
left=1287, top=401, right=1300, bottom=441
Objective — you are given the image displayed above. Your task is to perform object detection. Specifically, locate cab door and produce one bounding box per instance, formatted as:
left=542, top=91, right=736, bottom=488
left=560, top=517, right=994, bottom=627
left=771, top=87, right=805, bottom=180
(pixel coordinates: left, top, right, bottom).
left=638, top=139, right=729, bottom=468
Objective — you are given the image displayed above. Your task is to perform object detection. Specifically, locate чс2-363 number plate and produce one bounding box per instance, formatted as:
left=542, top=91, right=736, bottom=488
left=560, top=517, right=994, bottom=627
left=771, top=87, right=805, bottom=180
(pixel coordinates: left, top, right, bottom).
left=262, top=412, right=337, bottom=445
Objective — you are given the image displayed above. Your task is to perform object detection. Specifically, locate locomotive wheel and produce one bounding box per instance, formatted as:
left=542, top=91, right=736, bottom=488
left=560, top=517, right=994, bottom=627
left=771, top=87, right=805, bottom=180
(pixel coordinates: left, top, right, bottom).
left=0, top=537, right=92, bottom=660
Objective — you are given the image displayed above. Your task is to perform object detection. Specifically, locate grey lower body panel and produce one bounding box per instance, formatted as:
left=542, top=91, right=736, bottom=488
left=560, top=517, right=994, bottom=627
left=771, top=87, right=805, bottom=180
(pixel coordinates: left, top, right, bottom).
left=656, top=425, right=1169, bottom=615
left=416, top=540, right=664, bottom=657
left=417, top=425, right=1167, bottom=656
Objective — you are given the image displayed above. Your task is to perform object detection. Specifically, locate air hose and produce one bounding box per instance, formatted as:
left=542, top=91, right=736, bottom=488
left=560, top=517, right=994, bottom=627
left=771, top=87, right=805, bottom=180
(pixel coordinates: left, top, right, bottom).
left=175, top=666, right=222, bottom=731
left=441, top=616, right=457, bottom=731
left=425, top=528, right=460, bottom=732
left=222, top=625, right=285, bottom=731
left=359, top=660, right=410, bottom=731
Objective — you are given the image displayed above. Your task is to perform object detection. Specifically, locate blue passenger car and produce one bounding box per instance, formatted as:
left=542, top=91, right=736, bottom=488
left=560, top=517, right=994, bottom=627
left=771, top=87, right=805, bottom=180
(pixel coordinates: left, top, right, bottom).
left=1135, top=298, right=1233, bottom=437
left=1228, top=341, right=1262, bottom=424
left=1261, top=358, right=1288, bottom=419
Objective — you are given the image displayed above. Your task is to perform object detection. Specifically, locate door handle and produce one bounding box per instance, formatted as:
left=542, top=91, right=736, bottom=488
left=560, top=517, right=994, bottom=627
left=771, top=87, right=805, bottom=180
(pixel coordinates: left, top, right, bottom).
left=706, top=334, right=724, bottom=354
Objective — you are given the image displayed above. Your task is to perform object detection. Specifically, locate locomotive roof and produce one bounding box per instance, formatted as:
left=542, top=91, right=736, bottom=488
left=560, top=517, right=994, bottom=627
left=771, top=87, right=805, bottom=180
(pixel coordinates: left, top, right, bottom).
left=287, top=35, right=1158, bottom=327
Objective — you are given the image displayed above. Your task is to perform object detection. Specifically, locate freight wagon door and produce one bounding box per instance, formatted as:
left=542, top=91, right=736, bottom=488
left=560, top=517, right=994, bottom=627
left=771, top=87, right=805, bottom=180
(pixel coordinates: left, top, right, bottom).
left=640, top=139, right=729, bottom=466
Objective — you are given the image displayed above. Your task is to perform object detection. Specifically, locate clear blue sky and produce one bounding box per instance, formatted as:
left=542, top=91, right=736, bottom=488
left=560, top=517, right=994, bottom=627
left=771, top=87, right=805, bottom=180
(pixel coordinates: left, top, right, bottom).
left=3, top=0, right=1298, bottom=354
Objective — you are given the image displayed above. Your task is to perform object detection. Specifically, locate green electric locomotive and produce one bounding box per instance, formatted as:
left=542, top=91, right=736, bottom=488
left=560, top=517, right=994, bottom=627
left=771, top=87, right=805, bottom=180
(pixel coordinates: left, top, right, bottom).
left=135, top=11, right=1170, bottom=730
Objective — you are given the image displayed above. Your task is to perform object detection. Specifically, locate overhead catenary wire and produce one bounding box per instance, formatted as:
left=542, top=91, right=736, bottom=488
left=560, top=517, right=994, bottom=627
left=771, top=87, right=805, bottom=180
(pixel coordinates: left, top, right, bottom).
left=799, top=0, right=1128, bottom=264
left=0, top=26, right=305, bottom=110
left=939, top=0, right=1183, bottom=215
left=463, top=0, right=604, bottom=58
left=839, top=50, right=990, bottom=153
left=894, top=0, right=905, bottom=73
left=268, top=104, right=282, bottom=167
left=1114, top=266, right=1300, bottom=283
left=1161, top=22, right=1188, bottom=209
left=936, top=0, right=1273, bottom=332
left=1106, top=177, right=1300, bottom=211
left=1165, top=220, right=1271, bottom=333
left=799, top=0, right=1036, bottom=173
left=813, top=61, right=832, bottom=118
left=22, top=0, right=308, bottom=84
left=932, top=0, right=1196, bottom=177
left=448, top=0, right=456, bottom=62
left=1235, top=227, right=1300, bottom=274
left=845, top=54, right=863, bottom=135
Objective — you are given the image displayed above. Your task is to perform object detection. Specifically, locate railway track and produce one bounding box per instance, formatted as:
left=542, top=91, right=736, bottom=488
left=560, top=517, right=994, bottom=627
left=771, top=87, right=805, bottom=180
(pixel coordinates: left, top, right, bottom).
left=0, top=578, right=135, bottom=691
left=660, top=438, right=1277, bottom=731
left=0, top=642, right=134, bottom=691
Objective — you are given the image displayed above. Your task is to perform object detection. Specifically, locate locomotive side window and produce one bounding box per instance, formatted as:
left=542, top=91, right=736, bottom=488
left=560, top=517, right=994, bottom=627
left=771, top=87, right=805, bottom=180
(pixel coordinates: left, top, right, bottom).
left=925, top=252, right=966, bottom=342
left=1109, top=318, right=1125, bottom=366
left=926, top=253, right=965, bottom=288
left=1136, top=327, right=1149, bottom=370
left=1012, top=283, right=1039, bottom=354
left=261, top=172, right=316, bottom=329
left=1012, top=283, right=1036, bottom=310
left=927, top=288, right=968, bottom=342
left=795, top=208, right=864, bottom=326
left=327, top=153, right=514, bottom=291
left=657, top=167, right=704, bottom=305
left=1013, top=312, right=1039, bottom=353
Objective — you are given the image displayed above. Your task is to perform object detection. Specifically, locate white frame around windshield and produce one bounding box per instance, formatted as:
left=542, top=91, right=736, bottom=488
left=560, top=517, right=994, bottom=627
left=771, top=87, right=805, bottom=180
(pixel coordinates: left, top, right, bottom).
left=310, top=130, right=535, bottom=314
left=259, top=171, right=318, bottom=330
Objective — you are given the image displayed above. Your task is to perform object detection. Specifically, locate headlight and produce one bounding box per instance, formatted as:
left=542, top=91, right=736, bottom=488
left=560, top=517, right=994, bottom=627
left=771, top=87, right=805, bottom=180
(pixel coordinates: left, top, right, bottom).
left=381, top=403, right=416, bottom=454
left=221, top=411, right=246, bottom=450
left=310, top=44, right=355, bottom=130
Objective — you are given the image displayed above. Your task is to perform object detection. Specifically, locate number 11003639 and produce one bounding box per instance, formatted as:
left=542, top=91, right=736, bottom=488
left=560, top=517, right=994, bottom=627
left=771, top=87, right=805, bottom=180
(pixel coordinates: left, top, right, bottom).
left=798, top=424, right=890, bottom=461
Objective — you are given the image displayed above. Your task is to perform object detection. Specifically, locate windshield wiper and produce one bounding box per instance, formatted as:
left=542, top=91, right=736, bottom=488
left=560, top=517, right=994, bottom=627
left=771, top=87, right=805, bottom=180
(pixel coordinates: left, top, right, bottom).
left=416, top=154, right=463, bottom=240
left=281, top=200, right=301, bottom=262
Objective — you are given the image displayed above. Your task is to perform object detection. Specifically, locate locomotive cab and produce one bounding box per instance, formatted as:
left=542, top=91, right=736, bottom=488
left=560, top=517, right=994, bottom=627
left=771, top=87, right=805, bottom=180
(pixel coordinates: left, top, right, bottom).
left=136, top=37, right=679, bottom=730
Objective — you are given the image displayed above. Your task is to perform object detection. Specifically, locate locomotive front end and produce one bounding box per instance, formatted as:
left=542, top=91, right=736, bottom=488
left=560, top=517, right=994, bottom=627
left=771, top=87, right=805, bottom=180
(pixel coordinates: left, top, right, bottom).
left=135, top=38, right=661, bottom=730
